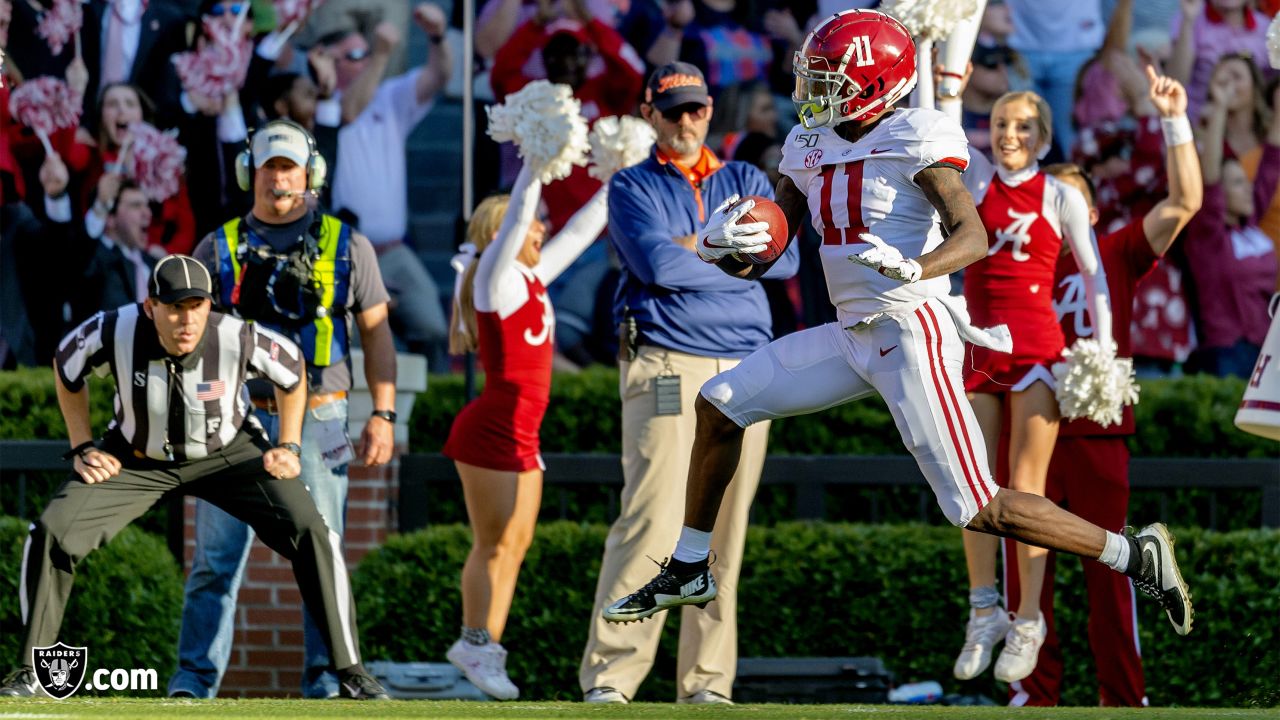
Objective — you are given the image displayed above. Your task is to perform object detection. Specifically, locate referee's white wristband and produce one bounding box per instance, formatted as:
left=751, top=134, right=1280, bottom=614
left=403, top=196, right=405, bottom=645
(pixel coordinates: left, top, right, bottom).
left=1161, top=115, right=1193, bottom=147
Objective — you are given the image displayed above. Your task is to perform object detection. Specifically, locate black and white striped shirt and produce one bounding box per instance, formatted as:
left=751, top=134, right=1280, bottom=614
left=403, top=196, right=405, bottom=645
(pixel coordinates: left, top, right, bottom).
left=55, top=304, right=304, bottom=461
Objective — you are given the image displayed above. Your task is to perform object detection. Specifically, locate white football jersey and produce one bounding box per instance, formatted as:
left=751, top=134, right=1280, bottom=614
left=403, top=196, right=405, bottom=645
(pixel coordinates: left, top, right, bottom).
left=780, top=108, right=970, bottom=325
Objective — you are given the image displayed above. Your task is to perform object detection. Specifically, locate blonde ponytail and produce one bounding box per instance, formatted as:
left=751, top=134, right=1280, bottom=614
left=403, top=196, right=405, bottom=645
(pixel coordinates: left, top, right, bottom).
left=449, top=194, right=512, bottom=355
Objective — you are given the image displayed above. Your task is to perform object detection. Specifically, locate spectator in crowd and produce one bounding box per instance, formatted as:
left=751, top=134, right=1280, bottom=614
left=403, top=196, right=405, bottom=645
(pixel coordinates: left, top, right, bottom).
left=171, top=121, right=398, bottom=699
left=959, top=43, right=1013, bottom=159
left=1005, top=68, right=1201, bottom=708
left=707, top=80, right=778, bottom=159
left=72, top=179, right=157, bottom=322
left=327, top=2, right=453, bottom=366
left=476, top=0, right=631, bottom=64
left=1072, top=48, right=1196, bottom=371
left=442, top=148, right=611, bottom=701
left=579, top=62, right=797, bottom=705
left=64, top=83, right=197, bottom=256
left=956, top=90, right=1114, bottom=685
left=490, top=1, right=645, bottom=229
left=649, top=0, right=773, bottom=96
left=294, top=0, right=412, bottom=76
left=1170, top=0, right=1272, bottom=121
left=1183, top=70, right=1280, bottom=377
left=0, top=146, right=73, bottom=367
left=0, top=254, right=389, bottom=700
left=6, top=0, right=189, bottom=120
left=1199, top=54, right=1280, bottom=282
left=1004, top=0, right=1108, bottom=159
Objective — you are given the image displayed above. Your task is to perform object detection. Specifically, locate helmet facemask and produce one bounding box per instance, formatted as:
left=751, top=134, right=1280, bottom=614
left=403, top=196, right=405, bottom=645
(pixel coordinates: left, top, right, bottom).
left=792, top=52, right=862, bottom=129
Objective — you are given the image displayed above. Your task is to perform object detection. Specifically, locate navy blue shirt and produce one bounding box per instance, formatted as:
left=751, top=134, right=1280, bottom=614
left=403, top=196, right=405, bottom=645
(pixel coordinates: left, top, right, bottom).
left=608, top=150, right=800, bottom=358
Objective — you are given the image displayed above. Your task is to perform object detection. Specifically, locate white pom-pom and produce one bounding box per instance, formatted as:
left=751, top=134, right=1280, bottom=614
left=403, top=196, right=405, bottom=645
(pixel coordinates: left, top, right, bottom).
left=1051, top=338, right=1140, bottom=428
left=881, top=0, right=979, bottom=41
left=487, top=80, right=590, bottom=184
left=588, top=116, right=655, bottom=182
left=1268, top=14, right=1280, bottom=70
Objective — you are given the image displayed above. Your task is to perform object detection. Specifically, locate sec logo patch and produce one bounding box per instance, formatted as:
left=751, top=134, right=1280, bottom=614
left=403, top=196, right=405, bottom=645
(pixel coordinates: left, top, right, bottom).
left=804, top=149, right=823, bottom=168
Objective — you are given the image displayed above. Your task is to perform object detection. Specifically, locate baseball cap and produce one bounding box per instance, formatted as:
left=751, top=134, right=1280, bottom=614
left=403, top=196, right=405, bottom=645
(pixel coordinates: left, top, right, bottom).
left=544, top=18, right=590, bottom=44
left=250, top=121, right=311, bottom=169
left=644, top=62, right=711, bottom=111
left=150, top=255, right=214, bottom=304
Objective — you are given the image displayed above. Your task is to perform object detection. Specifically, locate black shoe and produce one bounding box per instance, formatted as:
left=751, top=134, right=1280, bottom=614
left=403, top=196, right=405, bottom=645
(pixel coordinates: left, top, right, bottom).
left=337, top=668, right=391, bottom=700
left=1131, top=523, right=1193, bottom=635
left=0, top=666, right=43, bottom=697
left=602, top=557, right=717, bottom=623
left=168, top=690, right=197, bottom=698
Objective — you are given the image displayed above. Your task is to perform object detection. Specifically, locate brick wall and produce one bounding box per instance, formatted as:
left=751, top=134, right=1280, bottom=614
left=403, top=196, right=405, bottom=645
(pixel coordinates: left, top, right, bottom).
left=180, top=453, right=400, bottom=698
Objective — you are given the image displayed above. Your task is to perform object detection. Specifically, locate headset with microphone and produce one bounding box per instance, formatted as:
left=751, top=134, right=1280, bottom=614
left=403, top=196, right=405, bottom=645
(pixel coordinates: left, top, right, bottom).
left=234, top=118, right=328, bottom=196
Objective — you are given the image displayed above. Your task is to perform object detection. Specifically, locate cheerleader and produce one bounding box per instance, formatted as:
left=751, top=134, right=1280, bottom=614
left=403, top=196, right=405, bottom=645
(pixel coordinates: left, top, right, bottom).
left=442, top=162, right=607, bottom=700
left=955, top=89, right=1115, bottom=684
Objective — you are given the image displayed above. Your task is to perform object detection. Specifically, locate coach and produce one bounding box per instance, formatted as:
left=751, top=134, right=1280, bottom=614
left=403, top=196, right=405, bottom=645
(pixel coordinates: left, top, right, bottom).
left=0, top=256, right=387, bottom=699
left=578, top=62, right=798, bottom=705
left=168, top=120, right=398, bottom=700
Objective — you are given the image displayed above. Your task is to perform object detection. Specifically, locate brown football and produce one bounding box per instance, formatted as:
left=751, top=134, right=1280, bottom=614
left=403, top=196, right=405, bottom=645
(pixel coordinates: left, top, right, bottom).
left=733, top=195, right=790, bottom=264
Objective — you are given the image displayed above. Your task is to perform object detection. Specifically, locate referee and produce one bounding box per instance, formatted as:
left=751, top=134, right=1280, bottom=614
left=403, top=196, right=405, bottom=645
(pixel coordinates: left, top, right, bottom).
left=0, top=256, right=388, bottom=700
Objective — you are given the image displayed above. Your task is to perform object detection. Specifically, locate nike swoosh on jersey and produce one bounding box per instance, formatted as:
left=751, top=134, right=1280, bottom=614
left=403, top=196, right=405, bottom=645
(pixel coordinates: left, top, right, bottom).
left=870, top=148, right=893, bottom=154
left=880, top=345, right=898, bottom=356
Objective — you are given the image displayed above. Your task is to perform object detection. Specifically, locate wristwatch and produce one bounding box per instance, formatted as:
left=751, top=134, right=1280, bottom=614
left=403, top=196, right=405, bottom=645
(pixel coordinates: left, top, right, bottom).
left=276, top=442, right=302, bottom=457
left=371, top=409, right=397, bottom=423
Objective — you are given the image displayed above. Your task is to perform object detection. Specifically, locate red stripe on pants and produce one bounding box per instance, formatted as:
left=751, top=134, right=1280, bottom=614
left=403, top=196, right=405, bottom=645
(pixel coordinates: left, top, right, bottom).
left=915, top=308, right=985, bottom=511
left=923, top=302, right=993, bottom=505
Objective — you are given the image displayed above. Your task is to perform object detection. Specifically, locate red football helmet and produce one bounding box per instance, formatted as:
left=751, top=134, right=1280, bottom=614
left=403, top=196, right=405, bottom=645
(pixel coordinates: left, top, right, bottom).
left=793, top=10, right=918, bottom=129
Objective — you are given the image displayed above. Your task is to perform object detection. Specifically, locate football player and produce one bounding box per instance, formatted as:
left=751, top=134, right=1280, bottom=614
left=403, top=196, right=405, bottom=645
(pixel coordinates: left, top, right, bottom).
left=601, top=10, right=1193, bottom=644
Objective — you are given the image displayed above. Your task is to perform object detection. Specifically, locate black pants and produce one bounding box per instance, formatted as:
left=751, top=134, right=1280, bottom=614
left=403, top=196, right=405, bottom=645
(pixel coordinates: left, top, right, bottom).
left=19, top=431, right=362, bottom=671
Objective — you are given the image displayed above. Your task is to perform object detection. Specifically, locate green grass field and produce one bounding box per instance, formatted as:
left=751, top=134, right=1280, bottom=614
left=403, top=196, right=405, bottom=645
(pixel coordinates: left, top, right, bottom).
left=0, top=700, right=1277, bottom=719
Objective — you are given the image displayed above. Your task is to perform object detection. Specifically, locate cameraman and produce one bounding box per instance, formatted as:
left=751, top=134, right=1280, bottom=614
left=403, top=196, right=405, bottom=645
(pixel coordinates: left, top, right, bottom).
left=169, top=120, right=398, bottom=699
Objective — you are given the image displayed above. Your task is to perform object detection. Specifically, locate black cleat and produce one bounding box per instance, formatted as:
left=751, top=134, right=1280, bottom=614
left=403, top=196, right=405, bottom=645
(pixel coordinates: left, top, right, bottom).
left=603, top=558, right=717, bottom=623
left=338, top=668, right=391, bottom=700
left=0, top=666, right=44, bottom=697
left=1131, top=523, right=1193, bottom=635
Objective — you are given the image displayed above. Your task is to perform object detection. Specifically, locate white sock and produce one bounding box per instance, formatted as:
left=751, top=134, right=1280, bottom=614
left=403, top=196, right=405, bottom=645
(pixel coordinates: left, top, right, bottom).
left=1098, top=531, right=1130, bottom=572
left=671, top=526, right=712, bottom=564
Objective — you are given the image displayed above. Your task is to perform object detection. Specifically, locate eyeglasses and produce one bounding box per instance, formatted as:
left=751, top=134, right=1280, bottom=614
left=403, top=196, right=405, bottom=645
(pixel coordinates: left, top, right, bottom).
left=343, top=48, right=370, bottom=62
left=207, top=3, right=245, bottom=17
left=660, top=103, right=710, bottom=123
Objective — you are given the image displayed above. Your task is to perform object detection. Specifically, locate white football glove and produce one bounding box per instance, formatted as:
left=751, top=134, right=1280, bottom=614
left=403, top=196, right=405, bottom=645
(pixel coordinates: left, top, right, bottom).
left=697, top=194, right=772, bottom=262
left=848, top=233, right=923, bottom=284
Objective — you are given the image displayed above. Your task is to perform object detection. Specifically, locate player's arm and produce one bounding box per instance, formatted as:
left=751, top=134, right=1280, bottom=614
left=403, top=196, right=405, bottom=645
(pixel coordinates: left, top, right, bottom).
left=713, top=175, right=807, bottom=280
left=913, top=165, right=987, bottom=279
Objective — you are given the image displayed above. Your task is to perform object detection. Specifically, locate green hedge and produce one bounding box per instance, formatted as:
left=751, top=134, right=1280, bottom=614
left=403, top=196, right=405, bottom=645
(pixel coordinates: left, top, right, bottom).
left=410, top=369, right=1276, bottom=458
left=0, top=516, right=182, bottom=695
left=352, top=521, right=1279, bottom=707
left=3, top=366, right=1272, bottom=458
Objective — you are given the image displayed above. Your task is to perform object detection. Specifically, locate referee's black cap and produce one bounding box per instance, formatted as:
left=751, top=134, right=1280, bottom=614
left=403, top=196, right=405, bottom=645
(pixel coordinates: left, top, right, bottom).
left=150, top=255, right=214, bottom=304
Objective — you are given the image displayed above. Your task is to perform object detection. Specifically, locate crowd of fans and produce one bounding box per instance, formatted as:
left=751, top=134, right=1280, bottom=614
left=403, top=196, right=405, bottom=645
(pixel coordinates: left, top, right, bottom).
left=1, top=0, right=1277, bottom=379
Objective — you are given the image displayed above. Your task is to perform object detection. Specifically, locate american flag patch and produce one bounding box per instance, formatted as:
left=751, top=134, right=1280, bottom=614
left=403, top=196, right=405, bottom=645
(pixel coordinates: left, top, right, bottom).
left=195, top=380, right=225, bottom=401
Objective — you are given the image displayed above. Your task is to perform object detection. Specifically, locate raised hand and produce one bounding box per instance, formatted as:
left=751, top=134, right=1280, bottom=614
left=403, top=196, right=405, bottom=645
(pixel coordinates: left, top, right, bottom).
left=1146, top=65, right=1187, bottom=118
left=39, top=152, right=69, bottom=198
left=413, top=2, right=447, bottom=38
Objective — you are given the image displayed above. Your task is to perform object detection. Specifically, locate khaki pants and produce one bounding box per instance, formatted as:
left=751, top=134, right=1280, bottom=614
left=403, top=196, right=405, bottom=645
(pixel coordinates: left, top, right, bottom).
left=579, top=346, right=769, bottom=700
